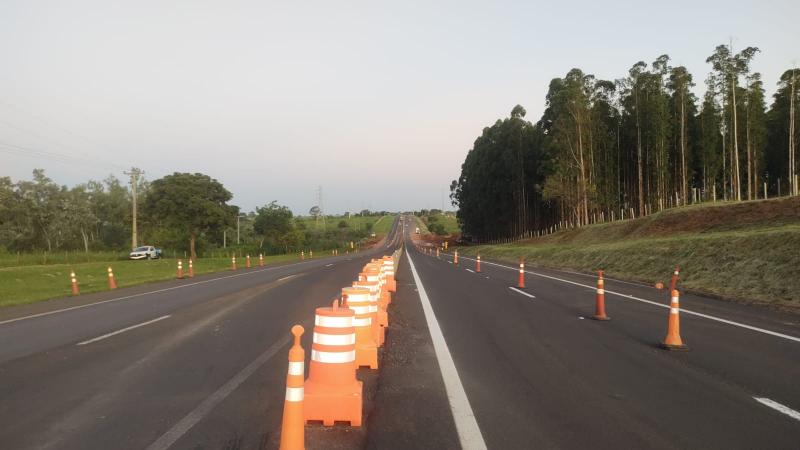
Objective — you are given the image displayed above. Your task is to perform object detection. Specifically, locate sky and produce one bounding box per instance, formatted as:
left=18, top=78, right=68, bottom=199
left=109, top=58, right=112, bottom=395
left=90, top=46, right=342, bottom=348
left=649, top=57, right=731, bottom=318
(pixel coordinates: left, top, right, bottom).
left=1, top=0, right=798, bottom=215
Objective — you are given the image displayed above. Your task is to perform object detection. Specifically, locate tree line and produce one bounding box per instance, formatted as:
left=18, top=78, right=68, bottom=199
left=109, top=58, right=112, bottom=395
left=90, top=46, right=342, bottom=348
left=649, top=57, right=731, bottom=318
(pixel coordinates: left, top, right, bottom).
left=450, top=44, right=799, bottom=241
left=0, top=170, right=374, bottom=259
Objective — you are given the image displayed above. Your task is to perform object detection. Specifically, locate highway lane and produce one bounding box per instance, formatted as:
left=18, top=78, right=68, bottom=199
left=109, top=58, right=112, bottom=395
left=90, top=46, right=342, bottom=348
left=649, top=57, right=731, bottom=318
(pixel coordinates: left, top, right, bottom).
left=403, top=221, right=800, bottom=449
left=0, top=217, right=402, bottom=450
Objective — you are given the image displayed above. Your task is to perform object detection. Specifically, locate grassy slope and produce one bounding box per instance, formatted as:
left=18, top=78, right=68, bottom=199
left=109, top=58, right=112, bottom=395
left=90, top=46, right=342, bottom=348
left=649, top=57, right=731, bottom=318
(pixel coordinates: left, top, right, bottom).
left=0, top=254, right=299, bottom=308
left=458, top=197, right=800, bottom=309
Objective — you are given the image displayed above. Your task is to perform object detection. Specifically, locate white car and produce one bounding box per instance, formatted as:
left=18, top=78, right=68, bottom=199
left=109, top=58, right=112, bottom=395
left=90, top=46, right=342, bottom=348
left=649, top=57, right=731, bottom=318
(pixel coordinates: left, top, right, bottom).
left=129, top=246, right=162, bottom=260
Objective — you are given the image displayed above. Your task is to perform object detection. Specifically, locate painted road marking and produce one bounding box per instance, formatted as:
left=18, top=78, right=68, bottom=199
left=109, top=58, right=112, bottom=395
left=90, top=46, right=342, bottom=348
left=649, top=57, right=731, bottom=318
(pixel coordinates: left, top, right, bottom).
left=146, top=335, right=291, bottom=450
left=509, top=287, right=535, bottom=299
left=325, top=263, right=334, bottom=267
left=754, top=397, right=800, bottom=421
left=406, top=252, right=487, bottom=450
left=277, top=274, right=298, bottom=282
left=466, top=269, right=475, bottom=273
left=452, top=255, right=800, bottom=344
left=77, top=315, right=171, bottom=345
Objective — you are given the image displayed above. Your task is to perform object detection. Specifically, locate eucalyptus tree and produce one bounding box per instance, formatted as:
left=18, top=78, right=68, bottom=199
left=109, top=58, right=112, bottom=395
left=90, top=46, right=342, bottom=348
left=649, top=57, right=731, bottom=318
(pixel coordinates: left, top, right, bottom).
left=667, top=66, right=695, bottom=202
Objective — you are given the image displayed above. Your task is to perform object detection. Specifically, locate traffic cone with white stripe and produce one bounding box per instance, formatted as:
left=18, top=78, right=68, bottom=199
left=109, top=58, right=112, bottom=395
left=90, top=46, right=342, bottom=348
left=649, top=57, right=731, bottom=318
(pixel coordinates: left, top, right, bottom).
left=660, top=290, right=688, bottom=350
left=304, top=300, right=363, bottom=426
left=454, top=249, right=459, bottom=266
left=343, top=287, right=378, bottom=369
left=669, top=266, right=680, bottom=292
left=476, top=254, right=481, bottom=273
left=259, top=253, right=264, bottom=267
left=231, top=256, right=237, bottom=270
left=518, top=260, right=525, bottom=288
left=279, top=325, right=305, bottom=450
left=592, top=270, right=609, bottom=321
left=301, top=251, right=305, bottom=261
left=246, top=255, right=251, bottom=268
left=188, top=259, right=194, bottom=278
left=436, top=248, right=440, bottom=258
left=107, top=266, right=117, bottom=290
left=177, top=260, right=184, bottom=279
left=381, top=256, right=396, bottom=293
left=353, top=278, right=384, bottom=346
left=70, top=270, right=79, bottom=296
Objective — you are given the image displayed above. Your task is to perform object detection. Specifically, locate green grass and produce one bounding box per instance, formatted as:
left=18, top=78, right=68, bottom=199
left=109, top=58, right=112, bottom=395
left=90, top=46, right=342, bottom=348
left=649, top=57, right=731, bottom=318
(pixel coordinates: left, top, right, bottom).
left=0, top=254, right=299, bottom=308
left=457, top=197, right=800, bottom=308
left=296, top=214, right=393, bottom=234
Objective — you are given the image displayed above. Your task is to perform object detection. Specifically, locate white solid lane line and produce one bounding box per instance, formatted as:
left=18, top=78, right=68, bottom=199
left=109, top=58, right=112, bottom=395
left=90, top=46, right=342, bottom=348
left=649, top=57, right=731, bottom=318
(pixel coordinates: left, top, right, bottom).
left=146, top=335, right=291, bottom=450
left=406, top=252, right=487, bottom=450
left=754, top=397, right=800, bottom=421
left=450, top=254, right=800, bottom=344
left=465, top=269, right=475, bottom=273
left=508, top=287, right=535, bottom=299
left=77, top=315, right=171, bottom=346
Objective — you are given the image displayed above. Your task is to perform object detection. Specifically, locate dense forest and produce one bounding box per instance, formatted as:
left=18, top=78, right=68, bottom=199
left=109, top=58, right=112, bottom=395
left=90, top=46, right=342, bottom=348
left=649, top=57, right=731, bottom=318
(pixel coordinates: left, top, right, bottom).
left=451, top=45, right=799, bottom=242
left=0, top=170, right=382, bottom=256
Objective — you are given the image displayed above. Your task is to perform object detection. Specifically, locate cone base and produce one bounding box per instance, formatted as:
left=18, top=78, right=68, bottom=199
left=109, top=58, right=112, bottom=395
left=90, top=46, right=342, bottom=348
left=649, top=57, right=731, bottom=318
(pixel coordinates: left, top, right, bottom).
left=304, top=381, right=363, bottom=427
left=660, top=341, right=689, bottom=351
left=355, top=343, right=378, bottom=369
left=591, top=315, right=610, bottom=321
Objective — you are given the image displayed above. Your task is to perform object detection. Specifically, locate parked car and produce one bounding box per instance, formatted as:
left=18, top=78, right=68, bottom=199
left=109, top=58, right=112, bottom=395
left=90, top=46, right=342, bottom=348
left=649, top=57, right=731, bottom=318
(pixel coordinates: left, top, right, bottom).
left=129, top=246, right=162, bottom=260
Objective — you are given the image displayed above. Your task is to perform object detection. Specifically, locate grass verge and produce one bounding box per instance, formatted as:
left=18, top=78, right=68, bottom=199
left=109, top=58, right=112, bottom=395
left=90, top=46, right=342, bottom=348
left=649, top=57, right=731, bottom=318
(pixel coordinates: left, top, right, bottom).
left=0, top=254, right=299, bottom=308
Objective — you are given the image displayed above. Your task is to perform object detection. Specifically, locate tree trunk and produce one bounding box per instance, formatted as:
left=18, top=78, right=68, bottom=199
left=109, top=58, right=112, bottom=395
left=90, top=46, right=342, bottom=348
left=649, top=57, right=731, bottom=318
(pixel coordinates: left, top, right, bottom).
left=731, top=76, right=741, bottom=201
left=636, top=89, right=645, bottom=215
left=680, top=89, right=688, bottom=203
left=81, top=226, right=89, bottom=253
left=190, top=233, right=197, bottom=260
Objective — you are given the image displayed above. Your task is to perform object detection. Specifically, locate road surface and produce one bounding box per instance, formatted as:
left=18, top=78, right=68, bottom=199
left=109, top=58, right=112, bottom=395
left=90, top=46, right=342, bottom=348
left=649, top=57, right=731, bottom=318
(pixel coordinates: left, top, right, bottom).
left=1, top=214, right=799, bottom=449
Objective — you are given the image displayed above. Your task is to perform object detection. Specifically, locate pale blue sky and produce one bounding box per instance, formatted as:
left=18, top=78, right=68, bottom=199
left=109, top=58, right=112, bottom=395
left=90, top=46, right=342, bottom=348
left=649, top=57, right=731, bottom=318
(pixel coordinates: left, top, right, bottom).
left=1, top=1, right=798, bottom=214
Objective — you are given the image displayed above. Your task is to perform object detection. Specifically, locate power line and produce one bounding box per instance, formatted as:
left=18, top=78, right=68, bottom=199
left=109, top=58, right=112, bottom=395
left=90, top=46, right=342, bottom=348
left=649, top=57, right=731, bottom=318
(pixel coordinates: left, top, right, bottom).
left=0, top=140, right=128, bottom=171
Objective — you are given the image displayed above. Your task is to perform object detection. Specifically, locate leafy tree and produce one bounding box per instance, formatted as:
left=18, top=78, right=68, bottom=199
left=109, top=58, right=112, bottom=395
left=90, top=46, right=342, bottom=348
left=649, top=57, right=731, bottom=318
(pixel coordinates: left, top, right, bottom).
left=142, top=172, right=235, bottom=259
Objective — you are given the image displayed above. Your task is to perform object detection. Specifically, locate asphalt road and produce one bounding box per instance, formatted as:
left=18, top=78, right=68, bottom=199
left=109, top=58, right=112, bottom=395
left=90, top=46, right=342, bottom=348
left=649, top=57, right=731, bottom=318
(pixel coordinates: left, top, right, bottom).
left=2, top=214, right=799, bottom=449
left=396, top=217, right=800, bottom=449
left=0, top=218, right=403, bottom=450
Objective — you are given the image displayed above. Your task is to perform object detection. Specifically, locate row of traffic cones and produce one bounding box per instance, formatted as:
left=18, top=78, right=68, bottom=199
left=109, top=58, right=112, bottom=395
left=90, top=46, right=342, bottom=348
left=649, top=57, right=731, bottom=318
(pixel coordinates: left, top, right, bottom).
left=591, top=268, right=687, bottom=350
left=278, top=251, right=400, bottom=449
left=68, top=267, right=118, bottom=294
left=419, top=246, right=687, bottom=351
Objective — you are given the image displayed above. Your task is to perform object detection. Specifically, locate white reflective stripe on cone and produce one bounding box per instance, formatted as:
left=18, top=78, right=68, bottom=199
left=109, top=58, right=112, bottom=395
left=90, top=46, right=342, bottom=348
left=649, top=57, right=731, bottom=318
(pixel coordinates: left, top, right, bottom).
left=348, top=293, right=370, bottom=302
left=369, top=305, right=378, bottom=312
left=349, top=305, right=371, bottom=314
left=287, top=361, right=304, bottom=376
left=315, top=315, right=353, bottom=328
left=312, top=349, right=356, bottom=363
left=670, top=308, right=680, bottom=314
left=313, top=332, right=356, bottom=346
left=597, top=289, right=605, bottom=294
left=353, top=317, right=372, bottom=327
left=285, top=387, right=304, bottom=402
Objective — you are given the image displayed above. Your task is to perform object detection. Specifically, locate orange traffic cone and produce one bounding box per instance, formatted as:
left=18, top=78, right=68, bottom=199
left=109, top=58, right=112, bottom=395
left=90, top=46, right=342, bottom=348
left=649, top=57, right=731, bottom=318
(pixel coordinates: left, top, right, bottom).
left=107, top=266, right=117, bottom=290
left=353, top=278, right=384, bottom=346
left=279, top=325, right=305, bottom=450
left=188, top=259, right=194, bottom=278
left=660, top=290, right=688, bottom=351
left=517, top=260, right=525, bottom=288
left=304, top=300, right=363, bottom=427
left=231, top=256, right=237, bottom=270
left=436, top=248, right=440, bottom=258
left=454, top=249, right=459, bottom=266
left=343, top=287, right=378, bottom=369
left=246, top=255, right=251, bottom=268
left=669, top=266, right=680, bottom=292
left=70, top=270, right=79, bottom=296
left=476, top=254, right=481, bottom=273
left=310, top=251, right=313, bottom=259
left=259, top=253, right=264, bottom=267
left=379, top=256, right=396, bottom=293
left=177, top=260, right=184, bottom=279
left=301, top=251, right=305, bottom=260
left=592, top=270, right=609, bottom=321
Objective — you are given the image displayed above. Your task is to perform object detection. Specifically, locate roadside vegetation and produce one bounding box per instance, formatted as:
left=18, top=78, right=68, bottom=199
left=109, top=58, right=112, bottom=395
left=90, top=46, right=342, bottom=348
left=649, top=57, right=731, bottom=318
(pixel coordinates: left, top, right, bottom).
left=0, top=170, right=397, bottom=307
left=457, top=197, right=800, bottom=309
left=410, top=209, right=460, bottom=236
left=449, top=45, right=798, bottom=243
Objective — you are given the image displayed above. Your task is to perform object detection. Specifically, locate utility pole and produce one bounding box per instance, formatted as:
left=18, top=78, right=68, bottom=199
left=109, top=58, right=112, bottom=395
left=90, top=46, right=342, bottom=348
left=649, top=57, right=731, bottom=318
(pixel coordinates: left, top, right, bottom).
left=124, top=167, right=143, bottom=250
left=237, top=214, right=246, bottom=245
left=317, top=186, right=326, bottom=230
